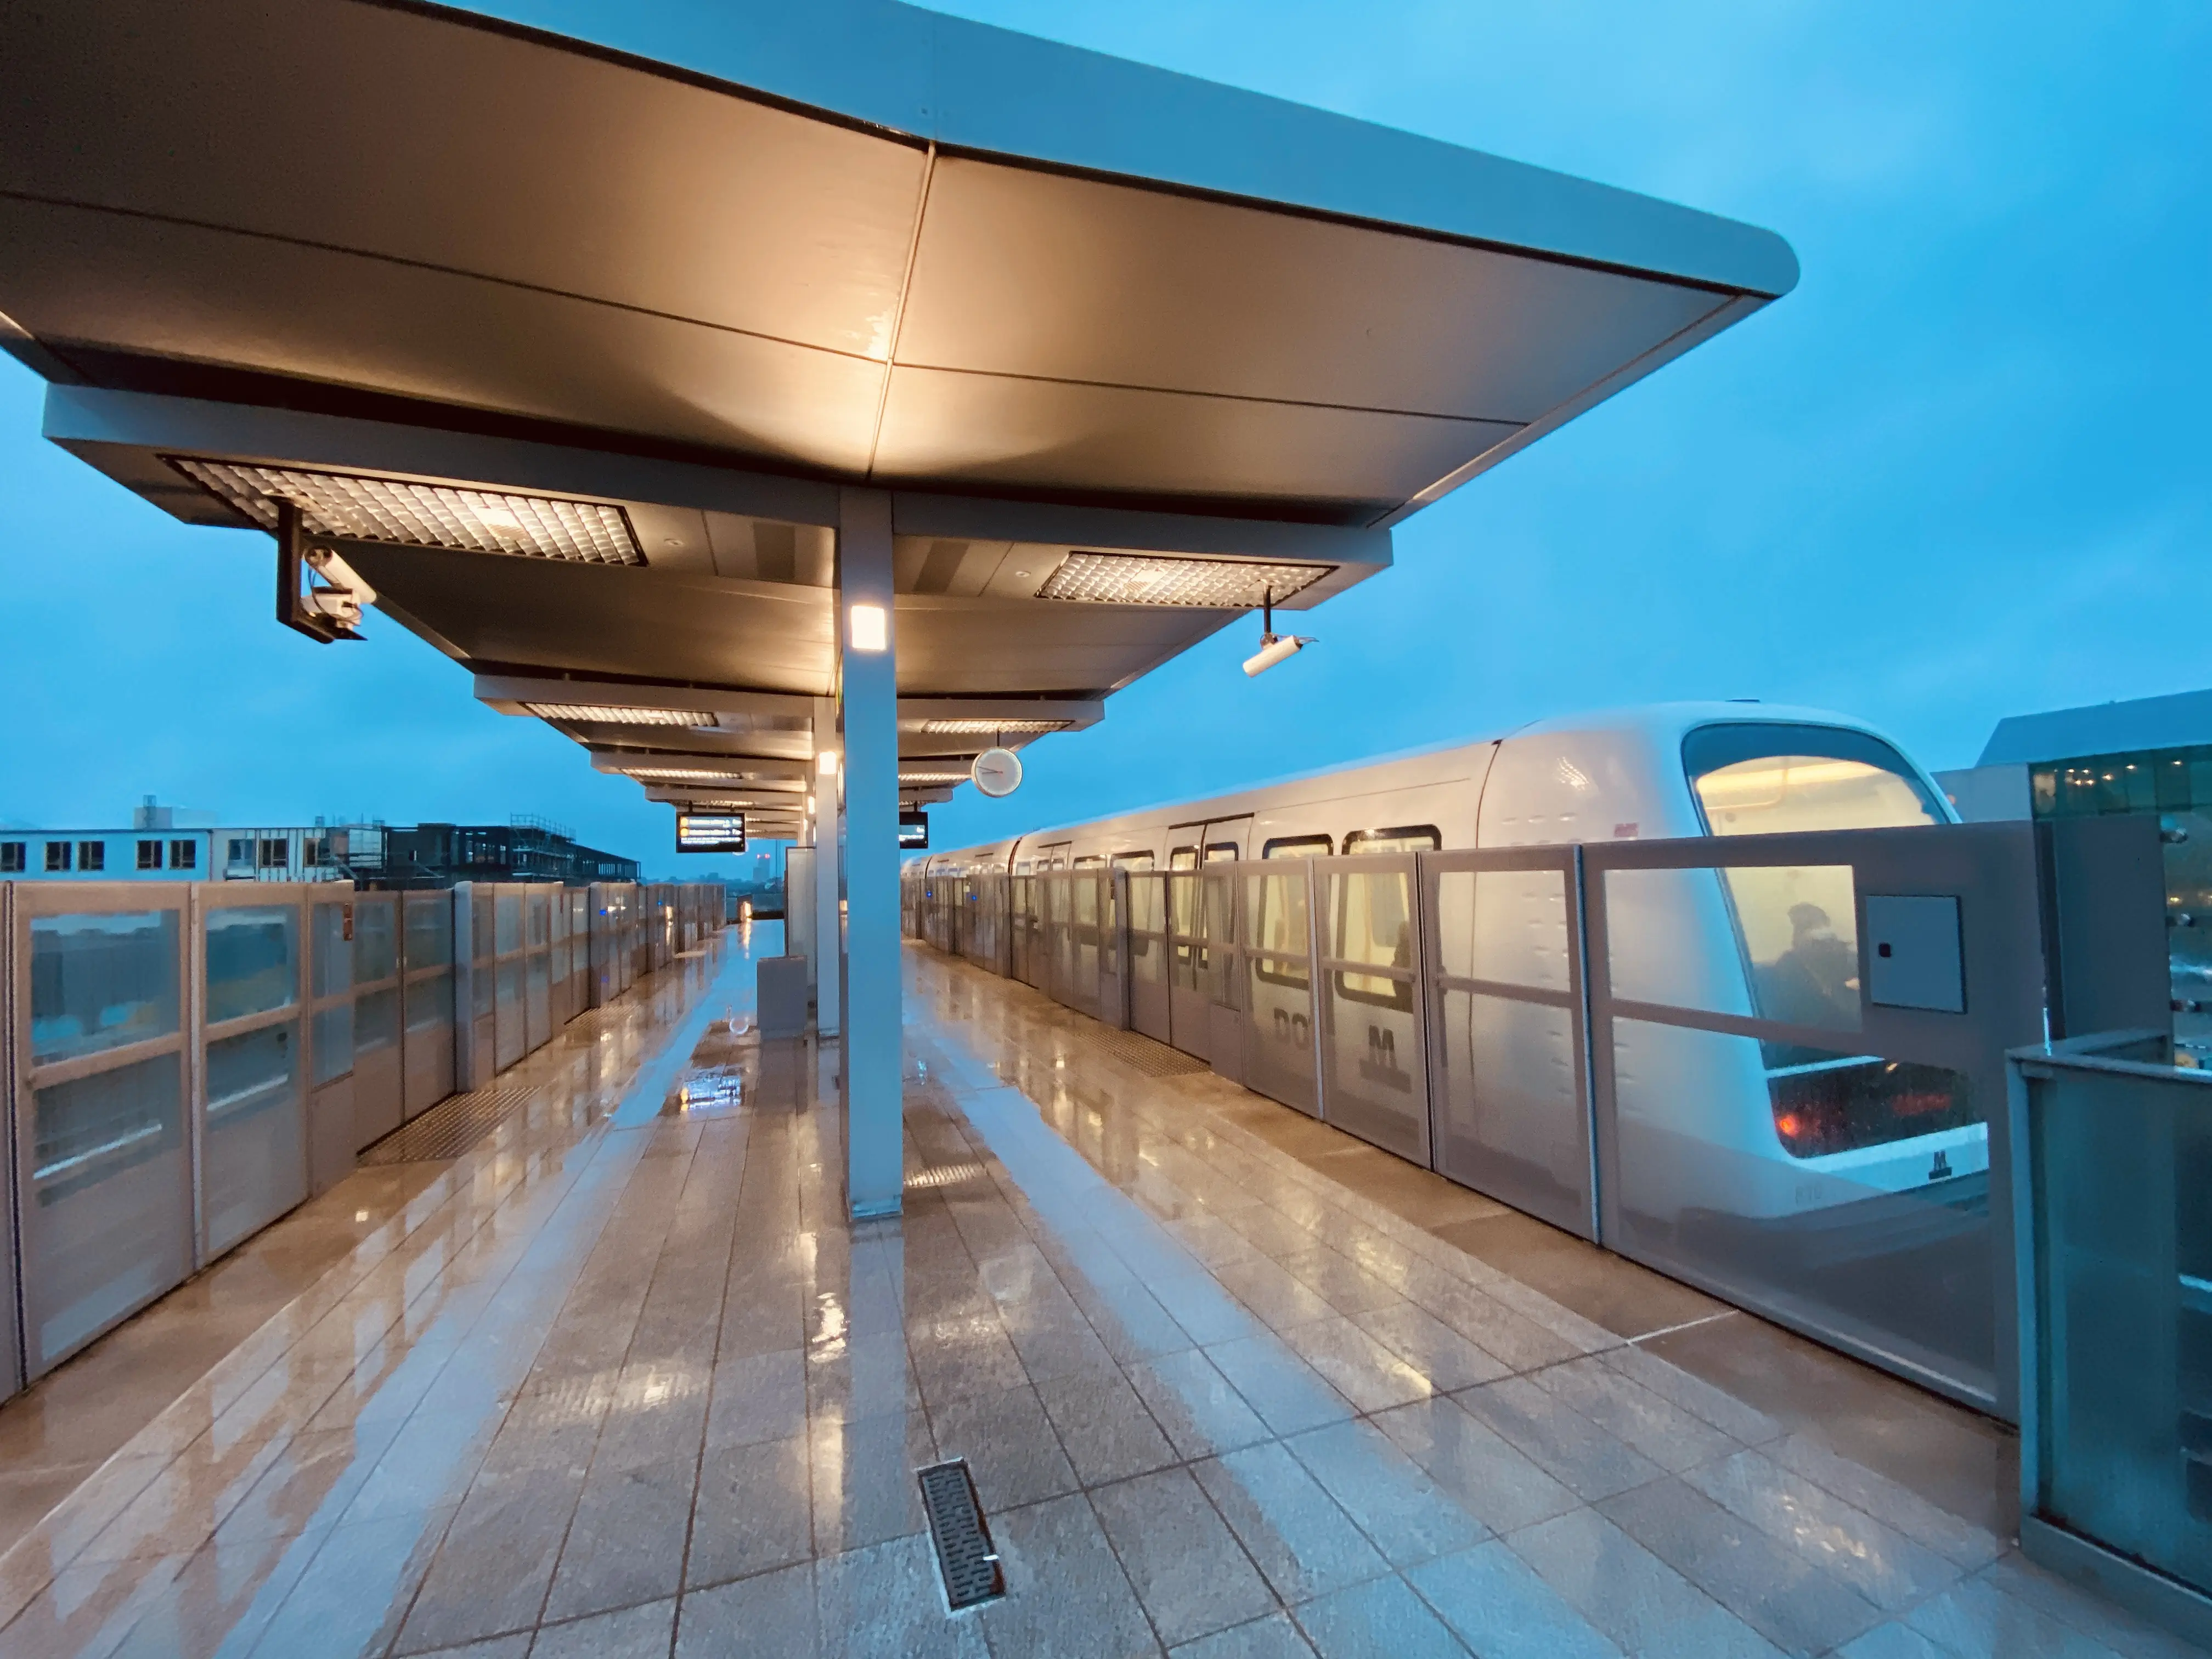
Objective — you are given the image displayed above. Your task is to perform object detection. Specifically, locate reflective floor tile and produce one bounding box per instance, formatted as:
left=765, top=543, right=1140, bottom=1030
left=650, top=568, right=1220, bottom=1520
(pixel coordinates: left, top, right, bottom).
left=926, top=1383, right=1080, bottom=1511
left=544, top=1454, right=693, bottom=1621
left=1168, top=1612, right=1319, bottom=1659
left=1126, top=1351, right=1274, bottom=1462
left=1452, top=1375, right=1665, bottom=1503
left=1505, top=1505, right=1780, bottom=1659
left=674, top=1559, right=818, bottom=1659
left=1034, top=1369, right=1180, bottom=1488
left=1274, top=1318, right=1435, bottom=1416
left=528, top=1596, right=674, bottom=1659
left=1903, top=1575, right=2130, bottom=1659
left=686, top=1435, right=811, bottom=1591
left=1282, top=1419, right=1488, bottom=1568
left=1406, top=1541, right=1622, bottom=1659
left=1203, top=1339, right=1357, bottom=1440
left=1600, top=1476, right=1883, bottom=1655
left=1289, top=1573, right=1470, bottom=1659
left=1347, top=1304, right=1509, bottom=1394
left=1193, top=1443, right=1390, bottom=1606
left=978, top=1493, right=1160, bottom=1659
left=1528, top=1355, right=1742, bottom=1474
left=1684, top=1449, right=1959, bottom=1613
left=1368, top=1397, right=1579, bottom=1537
left=1089, top=1469, right=1278, bottom=1646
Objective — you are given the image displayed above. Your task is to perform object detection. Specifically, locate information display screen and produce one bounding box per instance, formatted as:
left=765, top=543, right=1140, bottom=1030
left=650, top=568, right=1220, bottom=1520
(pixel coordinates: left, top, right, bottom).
left=899, top=811, right=929, bottom=850
left=676, top=812, right=746, bottom=853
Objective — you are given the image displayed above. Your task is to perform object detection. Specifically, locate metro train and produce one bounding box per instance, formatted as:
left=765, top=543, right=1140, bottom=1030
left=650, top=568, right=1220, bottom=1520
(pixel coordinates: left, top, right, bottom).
left=915, top=702, right=1984, bottom=1240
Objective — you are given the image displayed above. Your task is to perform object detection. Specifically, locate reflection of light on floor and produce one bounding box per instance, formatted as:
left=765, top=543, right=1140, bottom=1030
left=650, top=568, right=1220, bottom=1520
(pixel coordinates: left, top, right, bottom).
left=671, top=1064, right=744, bottom=1113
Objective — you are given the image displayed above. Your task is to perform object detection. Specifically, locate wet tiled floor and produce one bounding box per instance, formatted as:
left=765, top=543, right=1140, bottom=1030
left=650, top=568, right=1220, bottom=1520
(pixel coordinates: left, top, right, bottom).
left=0, top=929, right=2198, bottom=1657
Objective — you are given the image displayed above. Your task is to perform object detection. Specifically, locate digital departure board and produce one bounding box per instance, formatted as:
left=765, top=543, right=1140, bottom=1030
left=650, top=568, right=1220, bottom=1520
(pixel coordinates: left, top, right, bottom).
left=676, top=812, right=746, bottom=853
left=899, top=811, right=929, bottom=849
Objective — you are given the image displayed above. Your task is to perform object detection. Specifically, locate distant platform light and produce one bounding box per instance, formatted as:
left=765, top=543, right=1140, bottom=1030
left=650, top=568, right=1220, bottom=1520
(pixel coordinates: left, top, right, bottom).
left=914, top=718, right=1072, bottom=735
left=524, top=703, right=715, bottom=727
left=1036, top=551, right=1330, bottom=608
left=167, top=458, right=644, bottom=566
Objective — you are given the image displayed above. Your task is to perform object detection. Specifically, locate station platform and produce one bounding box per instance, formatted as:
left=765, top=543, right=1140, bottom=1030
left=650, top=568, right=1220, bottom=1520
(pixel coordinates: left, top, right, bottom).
left=0, top=930, right=2192, bottom=1658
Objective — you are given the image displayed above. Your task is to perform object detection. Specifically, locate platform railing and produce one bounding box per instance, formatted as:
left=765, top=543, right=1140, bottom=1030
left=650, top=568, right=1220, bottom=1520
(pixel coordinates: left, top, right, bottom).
left=905, top=823, right=2045, bottom=1415
left=2010, top=1033, right=2212, bottom=1646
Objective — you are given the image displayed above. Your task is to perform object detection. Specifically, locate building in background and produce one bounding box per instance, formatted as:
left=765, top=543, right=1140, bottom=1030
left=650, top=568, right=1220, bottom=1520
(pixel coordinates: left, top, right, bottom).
left=1938, top=686, right=2212, bottom=1059
left=0, top=806, right=636, bottom=888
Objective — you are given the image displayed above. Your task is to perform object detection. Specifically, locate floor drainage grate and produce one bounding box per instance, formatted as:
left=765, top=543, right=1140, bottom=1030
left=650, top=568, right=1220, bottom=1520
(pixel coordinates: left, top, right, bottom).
left=917, top=1459, right=1004, bottom=1611
left=359, top=1087, right=539, bottom=1165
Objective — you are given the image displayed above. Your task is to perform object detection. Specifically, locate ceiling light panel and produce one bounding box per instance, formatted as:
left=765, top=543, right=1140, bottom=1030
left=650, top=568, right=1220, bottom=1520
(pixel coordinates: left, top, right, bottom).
left=526, top=703, right=715, bottom=727
left=899, top=770, right=972, bottom=785
left=1036, top=552, right=1330, bottom=608
left=622, top=766, right=748, bottom=781
left=915, top=718, right=1071, bottom=735
left=168, top=459, right=643, bottom=566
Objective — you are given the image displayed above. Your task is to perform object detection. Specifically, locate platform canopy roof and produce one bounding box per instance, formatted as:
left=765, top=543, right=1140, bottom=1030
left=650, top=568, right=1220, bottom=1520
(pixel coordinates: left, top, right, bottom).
left=0, top=0, right=1796, bottom=836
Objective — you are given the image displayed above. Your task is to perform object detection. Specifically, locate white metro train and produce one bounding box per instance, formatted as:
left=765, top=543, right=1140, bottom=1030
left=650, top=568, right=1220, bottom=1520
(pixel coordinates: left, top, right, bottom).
left=916, top=702, right=1985, bottom=1244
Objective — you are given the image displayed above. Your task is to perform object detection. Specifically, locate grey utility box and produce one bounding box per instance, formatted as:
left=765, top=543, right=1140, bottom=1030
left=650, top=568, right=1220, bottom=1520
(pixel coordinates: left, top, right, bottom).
left=1865, top=894, right=1967, bottom=1013
left=757, top=955, right=810, bottom=1040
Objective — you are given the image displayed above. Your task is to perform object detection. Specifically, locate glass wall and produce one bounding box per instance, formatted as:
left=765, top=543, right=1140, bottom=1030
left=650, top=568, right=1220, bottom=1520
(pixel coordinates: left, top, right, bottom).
left=200, top=895, right=307, bottom=1259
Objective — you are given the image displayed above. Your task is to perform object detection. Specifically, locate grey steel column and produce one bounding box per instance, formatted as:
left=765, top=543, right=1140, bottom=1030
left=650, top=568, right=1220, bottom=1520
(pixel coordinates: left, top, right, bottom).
left=839, top=487, right=901, bottom=1220
left=810, top=695, right=843, bottom=1036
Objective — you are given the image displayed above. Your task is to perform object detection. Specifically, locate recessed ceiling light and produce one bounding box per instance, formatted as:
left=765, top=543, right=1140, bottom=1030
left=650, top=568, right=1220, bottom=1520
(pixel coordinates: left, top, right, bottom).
left=1036, top=552, right=1330, bottom=608
left=899, top=770, right=972, bottom=785
left=167, top=458, right=644, bottom=566
left=913, top=718, right=1071, bottom=735
left=621, top=766, right=749, bottom=781
left=524, top=703, right=715, bottom=727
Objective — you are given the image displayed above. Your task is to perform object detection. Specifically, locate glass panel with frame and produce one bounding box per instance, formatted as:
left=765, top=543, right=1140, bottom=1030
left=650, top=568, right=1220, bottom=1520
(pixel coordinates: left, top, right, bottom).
left=204, top=905, right=298, bottom=1026
left=1168, top=847, right=1200, bottom=992
left=1321, top=853, right=1430, bottom=1164
left=1429, top=865, right=1589, bottom=1231
left=24, top=1050, right=190, bottom=1371
left=1245, top=860, right=1319, bottom=1116
left=1609, top=1015, right=1989, bottom=1396
left=29, top=910, right=182, bottom=1065
left=202, top=1019, right=305, bottom=1257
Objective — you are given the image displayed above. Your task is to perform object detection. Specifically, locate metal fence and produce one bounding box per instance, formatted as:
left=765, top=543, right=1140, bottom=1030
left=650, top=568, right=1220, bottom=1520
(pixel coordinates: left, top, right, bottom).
left=0, top=878, right=725, bottom=1400
left=908, top=824, right=2045, bottom=1414
left=2010, top=1031, right=2212, bottom=1644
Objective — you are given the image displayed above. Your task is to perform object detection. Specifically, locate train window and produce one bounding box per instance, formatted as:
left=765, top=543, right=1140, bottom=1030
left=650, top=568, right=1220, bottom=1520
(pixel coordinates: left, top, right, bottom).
left=1111, top=850, right=1155, bottom=870
left=1262, top=835, right=1332, bottom=859
left=1684, top=724, right=1941, bottom=837
left=1073, top=855, right=1104, bottom=868
left=1205, top=843, right=1239, bottom=863
left=1169, top=846, right=1199, bottom=953
left=1345, top=825, right=1440, bottom=854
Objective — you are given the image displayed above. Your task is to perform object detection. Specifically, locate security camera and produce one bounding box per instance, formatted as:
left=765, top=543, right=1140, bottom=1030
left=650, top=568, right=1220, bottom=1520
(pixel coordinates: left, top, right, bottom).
left=1242, top=587, right=1315, bottom=677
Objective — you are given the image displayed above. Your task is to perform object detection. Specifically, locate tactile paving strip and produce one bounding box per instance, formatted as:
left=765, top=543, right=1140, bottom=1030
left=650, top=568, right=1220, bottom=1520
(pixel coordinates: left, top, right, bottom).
left=1063, top=1025, right=1209, bottom=1079
left=917, top=1459, right=1004, bottom=1611
left=359, top=1087, right=540, bottom=1165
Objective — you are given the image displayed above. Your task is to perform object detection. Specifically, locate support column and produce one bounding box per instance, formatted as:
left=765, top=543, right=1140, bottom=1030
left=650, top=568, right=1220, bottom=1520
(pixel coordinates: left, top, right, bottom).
left=810, top=694, right=843, bottom=1037
left=838, top=487, right=902, bottom=1220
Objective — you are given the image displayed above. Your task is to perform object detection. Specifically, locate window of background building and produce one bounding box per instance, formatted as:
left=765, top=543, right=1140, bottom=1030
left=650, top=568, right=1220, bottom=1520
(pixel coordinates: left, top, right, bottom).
left=137, top=839, right=162, bottom=870
left=78, top=840, right=105, bottom=872
left=1, top=842, right=24, bottom=872
left=170, top=840, right=197, bottom=870
left=228, top=838, right=252, bottom=868
left=46, top=841, right=71, bottom=872
left=259, top=838, right=288, bottom=869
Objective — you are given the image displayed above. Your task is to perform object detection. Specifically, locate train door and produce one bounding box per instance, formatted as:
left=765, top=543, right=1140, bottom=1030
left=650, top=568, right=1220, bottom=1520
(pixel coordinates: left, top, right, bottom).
left=1245, top=834, right=1330, bottom=1115
left=1120, top=851, right=1171, bottom=1042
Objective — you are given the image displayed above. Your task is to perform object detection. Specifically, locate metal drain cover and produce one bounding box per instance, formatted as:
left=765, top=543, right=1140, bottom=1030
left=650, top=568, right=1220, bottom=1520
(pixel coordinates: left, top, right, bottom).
left=917, top=1459, right=1003, bottom=1611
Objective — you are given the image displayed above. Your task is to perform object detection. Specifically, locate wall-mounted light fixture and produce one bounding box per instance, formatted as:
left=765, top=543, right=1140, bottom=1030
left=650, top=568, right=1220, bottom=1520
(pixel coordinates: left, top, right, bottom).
left=849, top=603, right=888, bottom=652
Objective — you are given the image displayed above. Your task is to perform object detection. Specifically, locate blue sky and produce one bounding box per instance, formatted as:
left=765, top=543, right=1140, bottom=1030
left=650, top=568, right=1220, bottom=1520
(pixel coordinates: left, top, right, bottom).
left=1, top=1, right=2205, bottom=869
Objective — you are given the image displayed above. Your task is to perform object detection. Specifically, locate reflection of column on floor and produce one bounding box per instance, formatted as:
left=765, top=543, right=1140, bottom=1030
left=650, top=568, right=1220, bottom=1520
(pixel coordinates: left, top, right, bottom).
left=839, top=486, right=901, bottom=1220
left=811, top=693, right=843, bottom=1039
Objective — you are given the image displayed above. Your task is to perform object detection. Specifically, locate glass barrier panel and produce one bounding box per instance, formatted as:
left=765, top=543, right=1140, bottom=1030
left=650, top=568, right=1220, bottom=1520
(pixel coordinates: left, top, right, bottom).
left=496, top=959, right=526, bottom=1068
left=404, top=895, right=453, bottom=970
left=1605, top=865, right=1860, bottom=1034
left=356, top=984, right=400, bottom=1056
left=527, top=889, right=549, bottom=947
left=205, top=906, right=297, bottom=1025
left=354, top=895, right=398, bottom=983
left=2031, top=1065, right=2212, bottom=1591
left=203, top=1019, right=304, bottom=1256
left=406, top=970, right=453, bottom=1037
left=311, top=902, right=352, bottom=1001
left=1319, top=959, right=1426, bottom=1164
left=1434, top=990, right=1586, bottom=1233
left=29, top=910, right=180, bottom=1065
left=475, top=891, right=496, bottom=961
left=312, top=1001, right=354, bottom=1086
left=1245, top=955, right=1318, bottom=1115
left=1327, top=868, right=1417, bottom=1008
left=1610, top=1017, right=1989, bottom=1395
left=1127, top=875, right=1165, bottom=936
left=1434, top=869, right=1573, bottom=992
left=1203, top=872, right=1239, bottom=1007
left=474, top=952, right=496, bottom=1019
left=26, top=1050, right=189, bottom=1366
left=1246, top=870, right=1310, bottom=961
